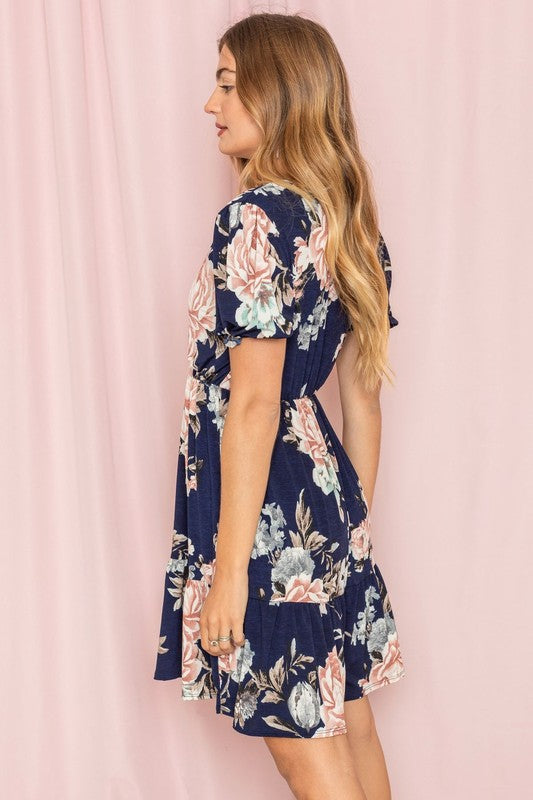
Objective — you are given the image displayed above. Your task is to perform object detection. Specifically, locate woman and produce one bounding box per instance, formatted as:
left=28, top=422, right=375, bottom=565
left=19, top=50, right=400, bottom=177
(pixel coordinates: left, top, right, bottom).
left=154, top=11, right=406, bottom=799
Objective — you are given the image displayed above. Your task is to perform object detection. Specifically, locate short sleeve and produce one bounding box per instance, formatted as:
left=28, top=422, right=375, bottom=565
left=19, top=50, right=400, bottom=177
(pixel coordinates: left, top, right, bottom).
left=214, top=201, right=296, bottom=348
left=378, top=233, right=399, bottom=329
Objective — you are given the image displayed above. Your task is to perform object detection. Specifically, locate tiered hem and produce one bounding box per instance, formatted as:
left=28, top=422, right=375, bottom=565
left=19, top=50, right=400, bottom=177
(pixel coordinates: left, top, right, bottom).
left=154, top=559, right=406, bottom=739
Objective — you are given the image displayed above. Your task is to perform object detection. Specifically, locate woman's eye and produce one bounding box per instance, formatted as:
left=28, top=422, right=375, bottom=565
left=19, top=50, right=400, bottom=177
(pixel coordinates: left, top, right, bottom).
left=220, top=85, right=233, bottom=93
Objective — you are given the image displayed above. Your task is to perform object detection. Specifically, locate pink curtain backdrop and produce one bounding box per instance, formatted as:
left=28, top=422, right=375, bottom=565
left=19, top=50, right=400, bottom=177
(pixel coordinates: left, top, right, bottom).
left=1, top=1, right=531, bottom=797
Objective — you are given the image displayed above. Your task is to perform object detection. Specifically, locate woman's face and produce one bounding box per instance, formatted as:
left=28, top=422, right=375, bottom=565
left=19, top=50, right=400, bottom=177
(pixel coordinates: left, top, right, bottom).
left=204, top=44, right=263, bottom=159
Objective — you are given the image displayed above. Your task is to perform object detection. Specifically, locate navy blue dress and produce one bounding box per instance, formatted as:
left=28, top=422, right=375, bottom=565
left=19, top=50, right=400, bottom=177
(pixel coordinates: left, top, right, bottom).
left=153, top=181, right=406, bottom=738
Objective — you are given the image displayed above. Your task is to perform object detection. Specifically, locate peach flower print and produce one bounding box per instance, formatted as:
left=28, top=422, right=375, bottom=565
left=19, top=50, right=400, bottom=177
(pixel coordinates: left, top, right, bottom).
left=291, top=398, right=331, bottom=464
left=227, top=204, right=276, bottom=300
left=181, top=375, right=206, bottom=439
left=181, top=637, right=203, bottom=685
left=199, top=558, right=215, bottom=586
left=181, top=577, right=210, bottom=685
left=182, top=577, right=208, bottom=639
left=179, top=375, right=208, bottom=493
left=349, top=517, right=372, bottom=562
left=225, top=203, right=293, bottom=335
left=318, top=645, right=346, bottom=731
left=294, top=204, right=337, bottom=300
left=291, top=241, right=307, bottom=294
left=187, top=255, right=216, bottom=344
left=307, top=211, right=338, bottom=300
left=270, top=573, right=330, bottom=613
left=288, top=398, right=341, bottom=504
left=358, top=632, right=405, bottom=693
left=218, top=648, right=239, bottom=674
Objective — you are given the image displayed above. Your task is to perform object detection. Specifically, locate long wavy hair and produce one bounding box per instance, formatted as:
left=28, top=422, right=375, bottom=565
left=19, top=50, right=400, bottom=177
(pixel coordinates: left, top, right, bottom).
left=217, top=11, right=396, bottom=392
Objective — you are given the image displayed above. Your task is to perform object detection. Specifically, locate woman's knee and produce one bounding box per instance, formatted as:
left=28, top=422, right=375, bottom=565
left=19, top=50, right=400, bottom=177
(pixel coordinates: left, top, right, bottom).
left=344, top=695, right=377, bottom=742
left=263, top=736, right=299, bottom=781
left=263, top=731, right=357, bottom=785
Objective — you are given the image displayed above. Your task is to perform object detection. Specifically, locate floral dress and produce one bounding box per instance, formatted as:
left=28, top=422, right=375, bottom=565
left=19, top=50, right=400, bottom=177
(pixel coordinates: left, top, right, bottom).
left=153, top=181, right=406, bottom=738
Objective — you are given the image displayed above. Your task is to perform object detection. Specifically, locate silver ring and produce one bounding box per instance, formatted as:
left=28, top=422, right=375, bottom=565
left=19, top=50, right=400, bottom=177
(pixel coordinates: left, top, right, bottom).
left=209, top=639, right=219, bottom=646
left=218, top=635, right=232, bottom=641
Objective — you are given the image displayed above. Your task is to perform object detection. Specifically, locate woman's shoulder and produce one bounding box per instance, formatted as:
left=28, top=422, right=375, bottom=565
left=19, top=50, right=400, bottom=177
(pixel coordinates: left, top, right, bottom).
left=228, top=180, right=302, bottom=209
left=215, top=181, right=318, bottom=243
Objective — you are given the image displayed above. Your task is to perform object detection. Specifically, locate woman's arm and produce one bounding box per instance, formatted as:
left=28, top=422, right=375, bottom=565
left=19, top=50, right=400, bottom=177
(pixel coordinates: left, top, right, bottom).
left=215, top=337, right=286, bottom=575
left=200, top=199, right=297, bottom=656
left=199, top=336, right=286, bottom=657
left=335, top=330, right=382, bottom=513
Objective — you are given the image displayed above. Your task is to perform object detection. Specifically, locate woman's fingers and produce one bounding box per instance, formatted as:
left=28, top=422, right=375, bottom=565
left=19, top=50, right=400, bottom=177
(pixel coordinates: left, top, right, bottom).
left=201, top=619, right=246, bottom=655
left=210, top=627, right=234, bottom=654
left=230, top=618, right=246, bottom=647
left=201, top=618, right=237, bottom=655
left=198, top=579, right=248, bottom=655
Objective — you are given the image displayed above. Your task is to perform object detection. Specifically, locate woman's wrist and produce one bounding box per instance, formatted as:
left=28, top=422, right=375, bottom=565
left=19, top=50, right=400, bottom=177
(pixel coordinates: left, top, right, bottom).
left=213, top=559, right=249, bottom=582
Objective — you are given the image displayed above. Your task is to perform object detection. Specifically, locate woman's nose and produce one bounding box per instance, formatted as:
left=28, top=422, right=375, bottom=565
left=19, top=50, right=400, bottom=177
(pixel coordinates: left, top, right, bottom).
left=204, top=91, right=218, bottom=114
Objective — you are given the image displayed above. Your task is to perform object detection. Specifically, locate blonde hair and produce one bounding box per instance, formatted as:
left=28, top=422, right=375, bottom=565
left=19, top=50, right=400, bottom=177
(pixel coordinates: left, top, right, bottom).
left=218, top=11, right=397, bottom=392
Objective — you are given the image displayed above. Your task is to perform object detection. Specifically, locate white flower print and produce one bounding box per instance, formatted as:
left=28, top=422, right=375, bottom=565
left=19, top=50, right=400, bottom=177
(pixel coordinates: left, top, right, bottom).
left=288, top=680, right=322, bottom=732
left=296, top=294, right=330, bottom=351
left=251, top=503, right=287, bottom=559
left=271, top=546, right=315, bottom=586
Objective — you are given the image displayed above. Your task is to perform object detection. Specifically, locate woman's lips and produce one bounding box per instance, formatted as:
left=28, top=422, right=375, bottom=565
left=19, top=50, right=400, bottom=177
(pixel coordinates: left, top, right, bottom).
left=217, top=127, right=227, bottom=136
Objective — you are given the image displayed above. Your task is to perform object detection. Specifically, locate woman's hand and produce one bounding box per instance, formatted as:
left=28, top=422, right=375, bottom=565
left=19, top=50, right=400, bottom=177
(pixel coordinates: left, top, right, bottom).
left=199, top=570, right=248, bottom=656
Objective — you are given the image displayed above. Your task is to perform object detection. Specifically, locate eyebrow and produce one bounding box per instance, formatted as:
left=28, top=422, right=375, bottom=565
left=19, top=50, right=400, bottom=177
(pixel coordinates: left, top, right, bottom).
left=216, top=68, right=236, bottom=80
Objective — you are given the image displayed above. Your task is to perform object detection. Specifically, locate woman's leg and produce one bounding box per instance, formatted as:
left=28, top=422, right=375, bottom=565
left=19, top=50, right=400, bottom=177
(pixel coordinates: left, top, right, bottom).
left=344, top=696, right=392, bottom=800
left=263, top=731, right=367, bottom=800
